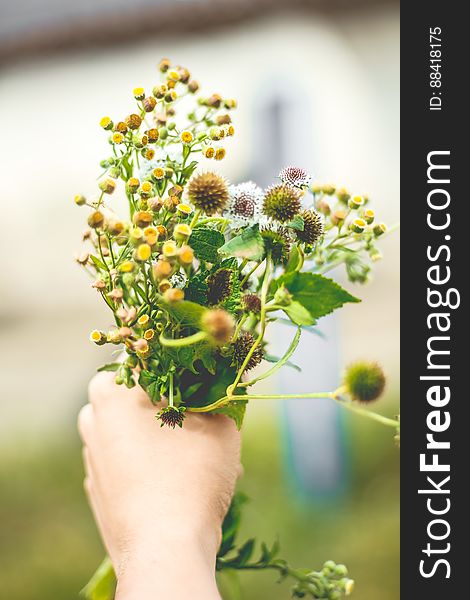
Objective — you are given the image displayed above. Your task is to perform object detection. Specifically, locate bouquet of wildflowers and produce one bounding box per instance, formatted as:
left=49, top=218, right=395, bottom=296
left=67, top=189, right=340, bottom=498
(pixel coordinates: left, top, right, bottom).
left=75, top=59, right=399, bottom=599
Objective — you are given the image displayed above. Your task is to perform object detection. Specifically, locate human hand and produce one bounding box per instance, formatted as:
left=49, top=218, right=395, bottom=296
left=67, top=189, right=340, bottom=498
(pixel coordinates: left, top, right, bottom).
left=78, top=372, right=242, bottom=600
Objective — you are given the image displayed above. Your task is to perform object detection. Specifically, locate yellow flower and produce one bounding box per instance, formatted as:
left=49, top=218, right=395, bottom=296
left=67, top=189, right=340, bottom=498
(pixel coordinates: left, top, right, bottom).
left=119, top=260, right=135, bottom=273
left=167, top=69, right=180, bottom=81
left=176, top=203, right=192, bottom=216
left=90, top=330, right=106, bottom=345
left=152, top=167, right=165, bottom=180
left=134, top=243, right=152, bottom=261
left=180, top=131, right=193, bottom=144
left=144, top=328, right=155, bottom=341
left=173, top=223, right=192, bottom=242
left=178, top=245, right=194, bottom=266
left=137, top=314, right=150, bottom=328
left=100, top=116, right=113, bottom=130
left=127, top=177, right=140, bottom=193
left=204, top=146, right=215, bottom=159
left=143, top=226, right=159, bottom=245
left=139, top=181, right=153, bottom=197
left=133, top=87, right=145, bottom=100
left=215, top=148, right=226, bottom=161
left=158, top=279, right=172, bottom=293
left=112, top=132, right=124, bottom=144
left=142, top=148, right=155, bottom=160
left=162, top=240, right=178, bottom=258
left=227, top=125, right=235, bottom=136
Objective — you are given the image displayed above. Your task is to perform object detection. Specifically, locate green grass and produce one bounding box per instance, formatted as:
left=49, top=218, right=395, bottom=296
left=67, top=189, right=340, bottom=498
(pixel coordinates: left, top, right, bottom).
left=0, top=403, right=399, bottom=600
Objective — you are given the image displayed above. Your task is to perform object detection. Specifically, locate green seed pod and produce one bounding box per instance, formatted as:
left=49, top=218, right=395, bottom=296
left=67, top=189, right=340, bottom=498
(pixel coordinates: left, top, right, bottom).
left=343, top=361, right=386, bottom=403
left=373, top=222, right=387, bottom=237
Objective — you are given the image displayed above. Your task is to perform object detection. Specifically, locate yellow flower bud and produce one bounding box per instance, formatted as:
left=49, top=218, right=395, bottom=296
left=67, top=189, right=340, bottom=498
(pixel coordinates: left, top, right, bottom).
left=143, top=226, right=159, bottom=245
left=133, top=210, right=153, bottom=228
left=129, top=227, right=143, bottom=244
left=127, top=178, right=140, bottom=193
left=153, top=259, right=172, bottom=280
left=88, top=210, right=105, bottom=229
left=373, top=222, right=387, bottom=237
left=363, top=209, right=375, bottom=224
left=215, top=148, right=226, bottom=161
left=125, top=114, right=143, bottom=130
left=164, top=288, right=184, bottom=303
left=74, top=194, right=86, bottom=206
left=146, top=128, right=159, bottom=143
left=139, top=181, right=153, bottom=198
left=158, top=279, right=172, bottom=293
left=99, top=178, right=116, bottom=194
left=173, top=223, right=192, bottom=242
left=114, top=121, right=128, bottom=134
left=134, top=243, right=152, bottom=262
left=204, top=146, right=215, bottom=159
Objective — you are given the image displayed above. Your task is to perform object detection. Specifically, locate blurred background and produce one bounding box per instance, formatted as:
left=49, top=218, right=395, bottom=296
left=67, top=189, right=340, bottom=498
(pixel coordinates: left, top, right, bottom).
left=0, top=0, right=399, bottom=599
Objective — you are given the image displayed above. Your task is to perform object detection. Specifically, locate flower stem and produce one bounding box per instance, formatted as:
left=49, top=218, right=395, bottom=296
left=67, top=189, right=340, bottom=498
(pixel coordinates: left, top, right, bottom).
left=159, top=330, right=208, bottom=347
left=188, top=388, right=400, bottom=429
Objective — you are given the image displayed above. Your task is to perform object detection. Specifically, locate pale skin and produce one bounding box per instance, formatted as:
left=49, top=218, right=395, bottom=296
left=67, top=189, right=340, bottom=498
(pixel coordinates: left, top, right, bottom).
left=78, top=372, right=242, bottom=600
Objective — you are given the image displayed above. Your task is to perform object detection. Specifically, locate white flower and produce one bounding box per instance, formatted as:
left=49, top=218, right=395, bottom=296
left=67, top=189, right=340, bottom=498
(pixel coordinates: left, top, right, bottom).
left=225, top=181, right=264, bottom=228
left=278, top=166, right=311, bottom=188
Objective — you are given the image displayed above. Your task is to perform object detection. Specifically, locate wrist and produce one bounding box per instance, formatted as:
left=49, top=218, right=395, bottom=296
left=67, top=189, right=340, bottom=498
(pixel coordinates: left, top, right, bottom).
left=115, top=520, right=221, bottom=600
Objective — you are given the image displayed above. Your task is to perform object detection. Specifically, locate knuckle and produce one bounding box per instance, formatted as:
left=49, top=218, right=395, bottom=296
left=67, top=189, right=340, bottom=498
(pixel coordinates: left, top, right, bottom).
left=77, top=403, right=94, bottom=441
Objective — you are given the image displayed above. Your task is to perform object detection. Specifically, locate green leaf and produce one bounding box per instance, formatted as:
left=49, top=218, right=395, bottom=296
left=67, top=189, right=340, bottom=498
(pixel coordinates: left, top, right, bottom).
left=245, top=328, right=302, bottom=386
left=264, top=355, right=301, bottom=372
left=138, top=370, right=161, bottom=403
left=97, top=362, right=120, bottom=373
left=274, top=272, right=360, bottom=320
left=234, top=539, right=255, bottom=566
left=185, top=273, right=208, bottom=305
left=219, top=492, right=249, bottom=557
left=80, top=556, right=116, bottom=600
left=163, top=300, right=206, bottom=328
left=285, top=245, right=302, bottom=273
left=286, top=215, right=305, bottom=231
left=89, top=254, right=107, bottom=272
left=214, top=400, right=248, bottom=430
left=166, top=342, right=216, bottom=375
left=282, top=300, right=316, bottom=326
left=218, top=225, right=264, bottom=261
left=189, top=227, right=225, bottom=263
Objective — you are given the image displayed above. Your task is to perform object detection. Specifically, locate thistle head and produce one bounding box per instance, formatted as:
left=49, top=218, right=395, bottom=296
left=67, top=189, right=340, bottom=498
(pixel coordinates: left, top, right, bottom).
left=343, top=361, right=386, bottom=403
left=296, top=210, right=324, bottom=245
left=207, top=268, right=233, bottom=305
left=201, top=308, right=235, bottom=345
left=157, top=406, right=186, bottom=429
left=278, top=166, right=311, bottom=189
left=188, top=172, right=229, bottom=215
left=263, top=184, right=302, bottom=223
left=231, top=331, right=264, bottom=372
